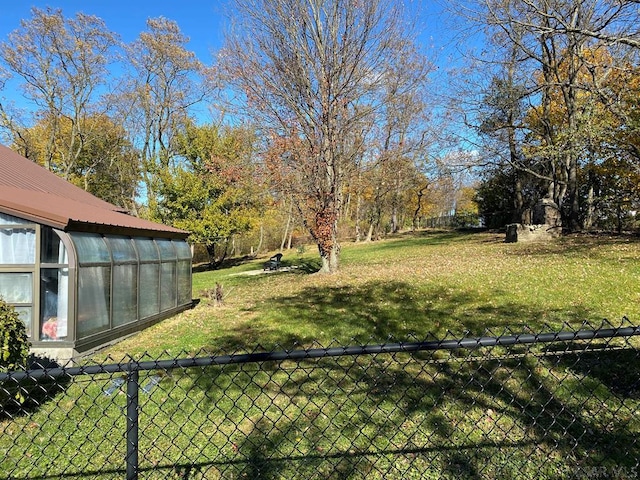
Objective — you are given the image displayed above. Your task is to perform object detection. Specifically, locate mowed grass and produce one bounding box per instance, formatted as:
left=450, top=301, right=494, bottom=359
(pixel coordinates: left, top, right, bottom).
left=3, top=230, right=640, bottom=479
left=107, top=229, right=640, bottom=357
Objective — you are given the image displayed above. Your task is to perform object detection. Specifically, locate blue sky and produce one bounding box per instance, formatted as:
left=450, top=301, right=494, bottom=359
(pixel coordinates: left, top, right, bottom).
left=1, top=1, right=464, bottom=68
left=0, top=1, right=472, bottom=137
left=1, top=1, right=227, bottom=63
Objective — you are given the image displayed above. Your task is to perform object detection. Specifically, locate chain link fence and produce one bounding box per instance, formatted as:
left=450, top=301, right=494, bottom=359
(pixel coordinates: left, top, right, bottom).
left=2, top=320, right=640, bottom=479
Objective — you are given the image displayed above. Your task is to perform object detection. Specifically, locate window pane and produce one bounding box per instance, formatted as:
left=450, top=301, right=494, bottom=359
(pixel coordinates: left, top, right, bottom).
left=106, top=236, right=137, bottom=263
left=14, top=307, right=31, bottom=338
left=40, top=268, right=69, bottom=341
left=0, top=228, right=36, bottom=264
left=139, top=263, right=159, bottom=318
left=41, top=228, right=68, bottom=264
left=173, top=240, right=192, bottom=260
left=177, top=260, right=192, bottom=306
left=160, top=262, right=176, bottom=311
left=77, top=266, right=110, bottom=338
left=71, top=233, right=110, bottom=264
left=0, top=272, right=32, bottom=303
left=0, top=213, right=29, bottom=225
left=113, top=264, right=137, bottom=327
left=134, top=238, right=159, bottom=261
left=156, top=238, right=176, bottom=261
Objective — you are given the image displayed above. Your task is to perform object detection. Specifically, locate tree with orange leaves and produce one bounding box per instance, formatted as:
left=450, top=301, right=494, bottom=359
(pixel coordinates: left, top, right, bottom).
left=219, top=0, right=429, bottom=273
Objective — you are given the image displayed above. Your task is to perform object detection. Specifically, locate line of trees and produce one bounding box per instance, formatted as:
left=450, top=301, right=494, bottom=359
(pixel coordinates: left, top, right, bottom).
left=461, top=0, right=640, bottom=232
left=1, top=4, right=472, bottom=272
left=4, top=2, right=637, bottom=273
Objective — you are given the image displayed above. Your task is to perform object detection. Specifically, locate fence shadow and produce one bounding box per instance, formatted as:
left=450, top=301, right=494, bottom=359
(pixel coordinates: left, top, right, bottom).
left=2, top=324, right=640, bottom=479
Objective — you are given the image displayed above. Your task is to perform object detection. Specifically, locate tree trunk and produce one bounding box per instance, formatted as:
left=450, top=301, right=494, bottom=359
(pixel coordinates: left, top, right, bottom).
left=280, top=198, right=293, bottom=251
left=413, top=183, right=428, bottom=230
left=584, top=172, right=595, bottom=230
left=255, top=225, right=264, bottom=257
left=354, top=190, right=362, bottom=242
left=314, top=209, right=340, bottom=273
left=205, top=243, right=216, bottom=266
left=365, top=222, right=375, bottom=242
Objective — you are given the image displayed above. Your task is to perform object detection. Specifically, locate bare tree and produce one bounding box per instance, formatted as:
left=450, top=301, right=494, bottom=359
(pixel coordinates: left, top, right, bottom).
left=461, top=0, right=640, bottom=231
left=113, top=17, right=209, bottom=209
left=219, top=0, right=428, bottom=273
left=0, top=7, right=118, bottom=177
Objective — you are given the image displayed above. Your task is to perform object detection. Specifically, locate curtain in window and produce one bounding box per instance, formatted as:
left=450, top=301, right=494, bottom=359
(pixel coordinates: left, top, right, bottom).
left=0, top=228, right=36, bottom=264
left=0, top=272, right=32, bottom=303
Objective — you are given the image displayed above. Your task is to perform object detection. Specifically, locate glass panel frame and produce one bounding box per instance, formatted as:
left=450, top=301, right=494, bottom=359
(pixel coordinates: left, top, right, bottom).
left=134, top=238, right=160, bottom=262
left=139, top=263, right=160, bottom=319
left=177, top=260, right=192, bottom=306
left=156, top=238, right=177, bottom=261
left=41, top=227, right=69, bottom=265
left=76, top=266, right=110, bottom=339
left=160, top=262, right=177, bottom=311
left=106, top=236, right=137, bottom=263
left=39, top=268, right=69, bottom=341
left=70, top=233, right=111, bottom=264
left=112, top=264, right=138, bottom=327
left=173, top=240, right=192, bottom=260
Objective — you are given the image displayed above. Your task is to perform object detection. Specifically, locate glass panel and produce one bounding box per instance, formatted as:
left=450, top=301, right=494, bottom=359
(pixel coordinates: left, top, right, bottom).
left=14, top=307, right=31, bottom=337
left=139, top=263, right=159, bottom=318
left=39, top=268, right=69, bottom=341
left=160, top=262, right=176, bottom=311
left=41, top=228, right=69, bottom=264
left=177, top=260, right=192, bottom=306
left=173, top=240, right=192, bottom=260
left=134, top=238, right=159, bottom=262
left=77, top=266, right=110, bottom=338
left=106, top=236, right=137, bottom=263
left=112, top=264, right=137, bottom=327
left=0, top=272, right=32, bottom=303
left=70, top=233, right=110, bottom=264
left=156, top=238, right=176, bottom=261
left=0, top=228, right=36, bottom=264
left=0, top=213, right=29, bottom=225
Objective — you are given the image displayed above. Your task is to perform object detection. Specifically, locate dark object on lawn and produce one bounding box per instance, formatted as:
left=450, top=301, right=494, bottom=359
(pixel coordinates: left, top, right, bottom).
left=215, top=282, right=224, bottom=306
left=264, top=253, right=283, bottom=271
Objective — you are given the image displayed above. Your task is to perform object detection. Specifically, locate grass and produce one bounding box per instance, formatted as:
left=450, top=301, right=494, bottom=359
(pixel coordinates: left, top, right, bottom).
left=105, top=229, right=640, bottom=357
left=3, top=230, right=640, bottom=479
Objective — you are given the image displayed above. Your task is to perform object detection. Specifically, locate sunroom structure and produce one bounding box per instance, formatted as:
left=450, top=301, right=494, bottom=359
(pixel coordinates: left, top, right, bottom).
left=0, top=145, right=192, bottom=361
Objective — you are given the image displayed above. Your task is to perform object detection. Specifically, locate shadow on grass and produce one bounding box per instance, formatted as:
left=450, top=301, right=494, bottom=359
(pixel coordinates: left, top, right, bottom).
left=167, top=337, right=640, bottom=479
left=164, top=277, right=640, bottom=478
left=0, top=355, right=71, bottom=421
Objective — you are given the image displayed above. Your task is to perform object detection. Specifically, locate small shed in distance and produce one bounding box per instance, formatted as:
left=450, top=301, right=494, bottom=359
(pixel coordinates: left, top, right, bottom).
left=0, top=145, right=192, bottom=361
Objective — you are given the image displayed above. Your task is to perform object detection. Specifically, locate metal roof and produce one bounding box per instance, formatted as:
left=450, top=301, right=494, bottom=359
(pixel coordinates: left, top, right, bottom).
left=0, top=145, right=187, bottom=238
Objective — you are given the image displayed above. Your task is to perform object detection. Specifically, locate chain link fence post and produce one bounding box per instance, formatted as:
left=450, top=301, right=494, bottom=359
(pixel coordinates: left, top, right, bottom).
left=126, top=368, right=139, bottom=480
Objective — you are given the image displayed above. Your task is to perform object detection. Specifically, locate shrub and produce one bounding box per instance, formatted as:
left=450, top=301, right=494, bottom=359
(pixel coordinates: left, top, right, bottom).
left=0, top=299, right=30, bottom=373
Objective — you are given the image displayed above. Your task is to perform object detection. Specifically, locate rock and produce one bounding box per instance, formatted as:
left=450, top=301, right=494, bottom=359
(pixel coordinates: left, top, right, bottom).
left=505, top=223, right=561, bottom=243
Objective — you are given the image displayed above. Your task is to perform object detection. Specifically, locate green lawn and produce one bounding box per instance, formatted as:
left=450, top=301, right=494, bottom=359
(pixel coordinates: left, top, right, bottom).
left=3, top=230, right=640, bottom=479
left=107, top=229, right=640, bottom=357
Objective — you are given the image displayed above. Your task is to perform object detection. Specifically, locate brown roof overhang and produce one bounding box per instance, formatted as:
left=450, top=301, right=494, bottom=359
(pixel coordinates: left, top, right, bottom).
left=0, top=187, right=187, bottom=239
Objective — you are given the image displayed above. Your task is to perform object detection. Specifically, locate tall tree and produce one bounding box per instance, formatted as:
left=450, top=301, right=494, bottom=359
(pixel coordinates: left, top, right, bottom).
left=0, top=7, right=118, bottom=177
left=220, top=0, right=428, bottom=272
left=469, top=0, right=640, bottom=231
left=114, top=17, right=208, bottom=210
left=10, top=114, right=139, bottom=210
left=152, top=122, right=262, bottom=266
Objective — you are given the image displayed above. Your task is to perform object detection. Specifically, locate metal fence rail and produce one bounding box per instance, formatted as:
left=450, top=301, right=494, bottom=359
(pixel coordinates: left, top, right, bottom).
left=2, top=320, right=640, bottom=479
